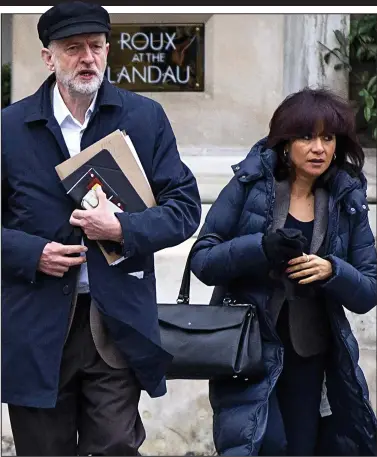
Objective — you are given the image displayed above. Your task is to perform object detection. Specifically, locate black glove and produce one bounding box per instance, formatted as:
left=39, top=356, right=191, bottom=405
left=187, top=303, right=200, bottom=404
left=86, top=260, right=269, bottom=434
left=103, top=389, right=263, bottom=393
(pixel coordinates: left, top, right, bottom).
left=262, top=228, right=307, bottom=272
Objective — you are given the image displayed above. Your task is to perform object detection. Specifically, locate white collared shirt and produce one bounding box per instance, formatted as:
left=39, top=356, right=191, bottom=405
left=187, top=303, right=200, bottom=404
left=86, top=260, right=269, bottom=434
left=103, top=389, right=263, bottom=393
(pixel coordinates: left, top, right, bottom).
left=53, top=83, right=98, bottom=294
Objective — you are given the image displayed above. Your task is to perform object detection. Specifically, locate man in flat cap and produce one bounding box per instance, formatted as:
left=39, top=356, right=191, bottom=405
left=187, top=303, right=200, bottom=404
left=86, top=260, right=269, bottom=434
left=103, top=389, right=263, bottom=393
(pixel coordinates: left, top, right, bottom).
left=1, top=2, right=201, bottom=455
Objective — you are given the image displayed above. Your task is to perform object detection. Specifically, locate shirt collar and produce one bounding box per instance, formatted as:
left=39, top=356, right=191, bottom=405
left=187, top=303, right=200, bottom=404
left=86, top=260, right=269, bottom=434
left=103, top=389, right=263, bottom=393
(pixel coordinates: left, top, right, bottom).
left=52, top=83, right=98, bottom=127
left=24, top=74, right=122, bottom=125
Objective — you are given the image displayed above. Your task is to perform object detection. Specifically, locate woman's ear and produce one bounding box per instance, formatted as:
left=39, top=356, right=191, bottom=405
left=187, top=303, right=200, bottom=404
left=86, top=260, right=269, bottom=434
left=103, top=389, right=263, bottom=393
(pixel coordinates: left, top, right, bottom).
left=283, top=142, right=291, bottom=160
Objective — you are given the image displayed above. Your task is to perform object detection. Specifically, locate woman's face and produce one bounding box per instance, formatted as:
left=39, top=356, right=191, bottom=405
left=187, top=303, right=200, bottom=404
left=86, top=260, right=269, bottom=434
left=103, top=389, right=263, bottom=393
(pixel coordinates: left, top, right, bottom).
left=287, top=132, right=336, bottom=179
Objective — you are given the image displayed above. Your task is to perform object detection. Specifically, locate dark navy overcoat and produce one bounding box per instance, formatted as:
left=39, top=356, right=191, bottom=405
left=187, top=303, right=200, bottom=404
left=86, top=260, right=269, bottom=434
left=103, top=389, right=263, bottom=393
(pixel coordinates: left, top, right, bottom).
left=191, top=138, right=377, bottom=455
left=2, top=74, right=201, bottom=408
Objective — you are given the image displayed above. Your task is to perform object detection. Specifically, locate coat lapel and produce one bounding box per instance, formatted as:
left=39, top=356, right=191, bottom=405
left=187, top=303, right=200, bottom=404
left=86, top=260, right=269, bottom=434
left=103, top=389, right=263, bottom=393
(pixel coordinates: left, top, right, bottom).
left=24, top=75, right=71, bottom=161
left=24, top=76, right=124, bottom=161
left=271, top=179, right=328, bottom=255
left=310, top=187, right=329, bottom=254
left=270, top=179, right=290, bottom=233
left=45, top=118, right=71, bottom=160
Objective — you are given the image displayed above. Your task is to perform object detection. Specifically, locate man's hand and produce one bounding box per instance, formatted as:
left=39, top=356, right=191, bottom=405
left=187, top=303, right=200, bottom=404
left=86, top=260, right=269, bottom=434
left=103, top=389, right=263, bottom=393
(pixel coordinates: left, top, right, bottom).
left=69, top=186, right=123, bottom=243
left=38, top=242, right=88, bottom=278
left=285, top=254, right=333, bottom=284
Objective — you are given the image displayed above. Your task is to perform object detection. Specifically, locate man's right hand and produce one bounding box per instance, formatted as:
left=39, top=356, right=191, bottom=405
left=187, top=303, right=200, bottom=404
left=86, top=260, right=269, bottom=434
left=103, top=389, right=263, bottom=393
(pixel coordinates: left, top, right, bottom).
left=37, top=242, right=88, bottom=278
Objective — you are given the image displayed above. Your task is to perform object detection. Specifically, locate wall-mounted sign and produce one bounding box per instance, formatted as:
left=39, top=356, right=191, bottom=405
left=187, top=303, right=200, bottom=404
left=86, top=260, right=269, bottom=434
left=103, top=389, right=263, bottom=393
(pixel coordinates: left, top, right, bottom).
left=106, top=24, right=204, bottom=92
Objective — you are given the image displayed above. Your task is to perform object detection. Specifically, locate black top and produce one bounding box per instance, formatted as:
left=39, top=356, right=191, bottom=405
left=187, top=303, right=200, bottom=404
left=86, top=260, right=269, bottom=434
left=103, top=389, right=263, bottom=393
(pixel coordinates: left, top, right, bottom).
left=285, top=213, right=314, bottom=254
left=276, top=213, right=315, bottom=349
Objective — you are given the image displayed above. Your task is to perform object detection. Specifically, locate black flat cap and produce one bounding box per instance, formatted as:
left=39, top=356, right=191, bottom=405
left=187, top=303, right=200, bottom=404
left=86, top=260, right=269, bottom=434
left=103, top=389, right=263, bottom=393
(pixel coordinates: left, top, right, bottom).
left=37, top=1, right=111, bottom=47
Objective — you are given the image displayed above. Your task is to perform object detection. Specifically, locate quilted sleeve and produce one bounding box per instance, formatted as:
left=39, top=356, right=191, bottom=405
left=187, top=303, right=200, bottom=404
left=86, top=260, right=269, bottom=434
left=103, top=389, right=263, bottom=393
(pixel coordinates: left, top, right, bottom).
left=321, top=209, right=377, bottom=314
left=191, top=176, right=270, bottom=286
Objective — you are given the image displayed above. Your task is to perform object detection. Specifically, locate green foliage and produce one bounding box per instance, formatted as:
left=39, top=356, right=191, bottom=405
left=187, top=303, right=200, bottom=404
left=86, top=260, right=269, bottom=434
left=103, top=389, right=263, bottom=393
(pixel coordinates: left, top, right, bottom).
left=319, top=14, right=377, bottom=142
left=1, top=63, right=11, bottom=109
left=350, top=14, right=377, bottom=61
left=359, top=75, right=376, bottom=135
left=320, top=29, right=351, bottom=72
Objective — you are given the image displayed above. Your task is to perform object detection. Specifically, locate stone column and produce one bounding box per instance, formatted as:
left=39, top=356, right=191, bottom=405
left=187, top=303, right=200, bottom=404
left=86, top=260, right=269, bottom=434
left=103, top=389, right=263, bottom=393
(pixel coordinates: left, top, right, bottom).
left=283, top=14, right=350, bottom=98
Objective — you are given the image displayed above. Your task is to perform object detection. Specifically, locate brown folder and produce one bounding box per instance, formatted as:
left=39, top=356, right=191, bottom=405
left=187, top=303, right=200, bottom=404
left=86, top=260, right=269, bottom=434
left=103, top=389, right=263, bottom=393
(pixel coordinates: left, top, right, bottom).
left=55, top=130, right=156, bottom=265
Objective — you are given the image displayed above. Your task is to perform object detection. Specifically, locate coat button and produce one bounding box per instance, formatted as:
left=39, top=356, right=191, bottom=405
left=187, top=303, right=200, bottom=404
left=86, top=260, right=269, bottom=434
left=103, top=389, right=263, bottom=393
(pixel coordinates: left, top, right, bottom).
left=362, top=204, right=367, bottom=210
left=350, top=207, right=356, bottom=213
left=234, top=165, right=240, bottom=171
left=62, top=285, right=71, bottom=295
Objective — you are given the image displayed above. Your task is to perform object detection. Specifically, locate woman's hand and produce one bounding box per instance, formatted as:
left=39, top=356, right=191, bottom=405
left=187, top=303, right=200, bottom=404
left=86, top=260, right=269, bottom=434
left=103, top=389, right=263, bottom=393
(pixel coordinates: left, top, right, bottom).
left=285, top=254, right=333, bottom=284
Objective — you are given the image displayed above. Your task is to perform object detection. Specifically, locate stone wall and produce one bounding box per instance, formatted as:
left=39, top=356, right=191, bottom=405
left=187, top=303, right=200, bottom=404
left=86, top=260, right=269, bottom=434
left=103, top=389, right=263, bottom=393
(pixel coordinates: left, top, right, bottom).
left=11, top=13, right=285, bottom=150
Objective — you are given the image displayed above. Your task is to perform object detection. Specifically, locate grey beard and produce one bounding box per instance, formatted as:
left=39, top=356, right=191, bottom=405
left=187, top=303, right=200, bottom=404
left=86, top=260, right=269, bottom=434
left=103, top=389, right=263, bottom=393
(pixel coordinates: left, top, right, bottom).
left=67, top=73, right=104, bottom=96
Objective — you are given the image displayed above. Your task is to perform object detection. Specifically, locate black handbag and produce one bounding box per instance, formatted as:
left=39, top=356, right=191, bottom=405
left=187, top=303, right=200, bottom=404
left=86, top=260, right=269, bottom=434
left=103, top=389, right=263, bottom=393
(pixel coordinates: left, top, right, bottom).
left=158, top=233, right=265, bottom=381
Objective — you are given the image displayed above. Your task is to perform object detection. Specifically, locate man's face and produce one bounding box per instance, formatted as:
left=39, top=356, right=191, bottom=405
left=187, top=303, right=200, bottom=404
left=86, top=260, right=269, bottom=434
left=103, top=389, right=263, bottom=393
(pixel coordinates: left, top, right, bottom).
left=43, top=33, right=109, bottom=96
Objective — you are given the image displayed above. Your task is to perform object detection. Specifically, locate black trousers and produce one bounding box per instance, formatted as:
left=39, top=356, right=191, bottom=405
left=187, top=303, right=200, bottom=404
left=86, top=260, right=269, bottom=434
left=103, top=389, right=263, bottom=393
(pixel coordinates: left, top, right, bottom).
left=8, top=294, right=145, bottom=456
left=260, top=303, right=326, bottom=456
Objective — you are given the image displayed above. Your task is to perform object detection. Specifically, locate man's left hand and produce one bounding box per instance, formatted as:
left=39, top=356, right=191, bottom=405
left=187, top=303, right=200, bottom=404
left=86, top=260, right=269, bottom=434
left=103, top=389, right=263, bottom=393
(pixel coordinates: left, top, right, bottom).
left=69, top=186, right=123, bottom=243
left=285, top=254, right=333, bottom=284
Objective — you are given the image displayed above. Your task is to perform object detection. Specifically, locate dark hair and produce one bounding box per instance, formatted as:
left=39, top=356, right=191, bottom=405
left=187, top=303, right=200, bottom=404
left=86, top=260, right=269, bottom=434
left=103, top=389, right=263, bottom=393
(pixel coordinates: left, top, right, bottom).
left=266, top=87, right=365, bottom=184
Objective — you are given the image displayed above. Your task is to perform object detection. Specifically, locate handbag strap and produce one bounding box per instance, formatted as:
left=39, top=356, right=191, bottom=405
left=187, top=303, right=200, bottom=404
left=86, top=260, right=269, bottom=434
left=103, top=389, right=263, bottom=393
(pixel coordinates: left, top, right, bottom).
left=177, top=232, right=230, bottom=304
left=175, top=180, right=257, bottom=306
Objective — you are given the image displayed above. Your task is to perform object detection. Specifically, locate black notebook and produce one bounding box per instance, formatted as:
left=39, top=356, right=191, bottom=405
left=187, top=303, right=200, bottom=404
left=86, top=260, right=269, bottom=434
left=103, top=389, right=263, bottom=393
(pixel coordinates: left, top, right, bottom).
left=61, top=148, right=148, bottom=257
left=61, top=148, right=148, bottom=214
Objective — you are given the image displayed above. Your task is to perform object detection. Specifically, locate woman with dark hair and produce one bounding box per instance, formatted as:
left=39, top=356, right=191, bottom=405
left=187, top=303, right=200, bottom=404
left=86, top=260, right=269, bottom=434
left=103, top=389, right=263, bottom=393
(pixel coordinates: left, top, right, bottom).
left=190, top=87, right=377, bottom=456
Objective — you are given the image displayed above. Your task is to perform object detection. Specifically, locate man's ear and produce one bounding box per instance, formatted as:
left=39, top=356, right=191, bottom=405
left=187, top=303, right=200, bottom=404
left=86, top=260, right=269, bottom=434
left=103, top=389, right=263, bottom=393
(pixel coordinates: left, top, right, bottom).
left=41, top=47, right=55, bottom=73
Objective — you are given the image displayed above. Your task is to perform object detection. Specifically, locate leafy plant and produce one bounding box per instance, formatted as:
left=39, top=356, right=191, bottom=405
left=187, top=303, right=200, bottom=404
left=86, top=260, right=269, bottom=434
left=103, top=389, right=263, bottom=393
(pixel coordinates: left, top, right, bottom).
left=359, top=75, right=377, bottom=140
left=350, top=14, right=377, bottom=61
left=320, top=29, right=351, bottom=72
left=319, top=14, right=377, bottom=142
left=1, top=63, right=11, bottom=109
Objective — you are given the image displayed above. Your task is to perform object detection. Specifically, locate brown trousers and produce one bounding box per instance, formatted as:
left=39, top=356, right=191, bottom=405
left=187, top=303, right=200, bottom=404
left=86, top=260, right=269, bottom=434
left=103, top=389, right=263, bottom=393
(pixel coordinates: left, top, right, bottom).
left=8, top=294, right=145, bottom=456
